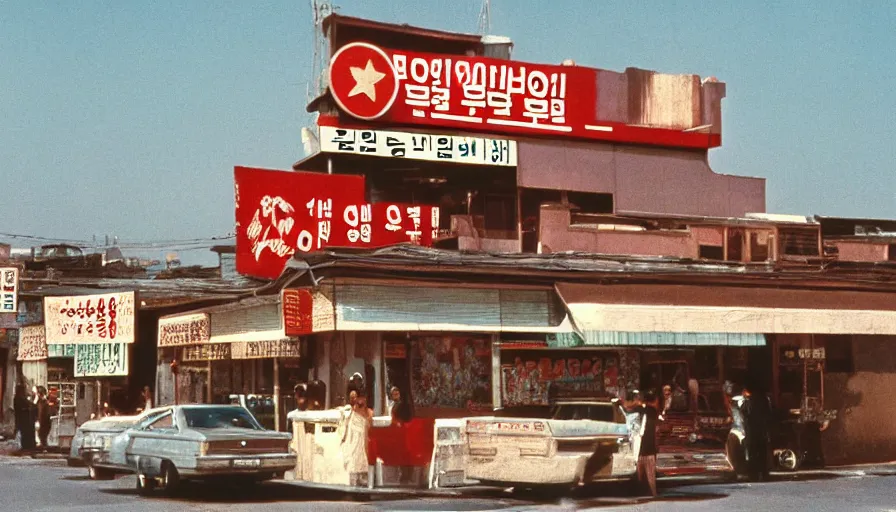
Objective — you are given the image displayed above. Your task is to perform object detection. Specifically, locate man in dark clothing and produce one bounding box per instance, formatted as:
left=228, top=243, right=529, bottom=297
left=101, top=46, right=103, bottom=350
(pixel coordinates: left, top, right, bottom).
left=742, top=384, right=772, bottom=481
left=35, top=386, right=51, bottom=450
left=13, top=385, right=35, bottom=451
left=636, top=390, right=660, bottom=497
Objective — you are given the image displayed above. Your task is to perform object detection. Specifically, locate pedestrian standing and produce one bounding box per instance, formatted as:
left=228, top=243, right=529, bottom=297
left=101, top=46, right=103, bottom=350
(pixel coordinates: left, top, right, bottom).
left=635, top=389, right=660, bottom=497
left=35, top=386, right=51, bottom=450
left=742, top=383, right=772, bottom=481
left=141, top=386, right=154, bottom=411
left=13, top=385, right=35, bottom=452
left=340, top=387, right=372, bottom=487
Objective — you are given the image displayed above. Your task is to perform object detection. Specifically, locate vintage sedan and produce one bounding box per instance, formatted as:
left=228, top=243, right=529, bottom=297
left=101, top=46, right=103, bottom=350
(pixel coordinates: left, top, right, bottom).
left=465, top=399, right=638, bottom=489
left=69, top=408, right=169, bottom=479
left=104, top=404, right=293, bottom=495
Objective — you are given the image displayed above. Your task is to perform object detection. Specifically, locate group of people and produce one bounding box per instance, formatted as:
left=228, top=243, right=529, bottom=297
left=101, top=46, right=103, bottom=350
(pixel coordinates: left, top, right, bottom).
left=13, top=384, right=53, bottom=452
left=291, top=374, right=416, bottom=488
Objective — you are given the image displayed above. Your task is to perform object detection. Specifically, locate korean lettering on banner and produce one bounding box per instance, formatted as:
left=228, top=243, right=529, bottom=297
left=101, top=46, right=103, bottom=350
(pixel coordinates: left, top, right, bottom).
left=17, top=325, right=47, bottom=362
left=43, top=292, right=136, bottom=344
left=234, top=166, right=366, bottom=280
left=389, top=49, right=594, bottom=136
left=158, top=313, right=210, bottom=348
left=0, top=267, right=18, bottom=313
left=320, top=126, right=517, bottom=167
left=74, top=343, right=128, bottom=377
left=182, top=344, right=231, bottom=362
left=374, top=203, right=440, bottom=246
left=282, top=289, right=314, bottom=336
left=231, top=339, right=301, bottom=360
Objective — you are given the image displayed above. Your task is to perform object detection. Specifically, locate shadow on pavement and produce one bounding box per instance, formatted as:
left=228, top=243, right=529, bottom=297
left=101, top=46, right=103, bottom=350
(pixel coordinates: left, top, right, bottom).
left=101, top=480, right=371, bottom=503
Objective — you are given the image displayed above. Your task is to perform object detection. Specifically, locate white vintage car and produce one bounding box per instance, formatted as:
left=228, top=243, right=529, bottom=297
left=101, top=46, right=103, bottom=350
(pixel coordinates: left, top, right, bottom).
left=104, top=404, right=294, bottom=495
left=465, top=400, right=639, bottom=488
left=68, top=408, right=169, bottom=479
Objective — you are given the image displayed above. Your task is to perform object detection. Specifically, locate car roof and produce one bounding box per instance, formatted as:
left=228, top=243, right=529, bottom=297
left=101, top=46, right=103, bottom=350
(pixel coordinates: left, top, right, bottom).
left=554, top=400, right=614, bottom=405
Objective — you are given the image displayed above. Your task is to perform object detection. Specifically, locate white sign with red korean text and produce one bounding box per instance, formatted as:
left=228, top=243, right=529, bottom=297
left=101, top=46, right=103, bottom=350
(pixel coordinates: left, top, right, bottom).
left=319, top=126, right=517, bottom=166
left=44, top=292, right=136, bottom=344
left=1, top=267, right=18, bottom=313
left=17, top=325, right=47, bottom=362
left=74, top=343, right=128, bottom=377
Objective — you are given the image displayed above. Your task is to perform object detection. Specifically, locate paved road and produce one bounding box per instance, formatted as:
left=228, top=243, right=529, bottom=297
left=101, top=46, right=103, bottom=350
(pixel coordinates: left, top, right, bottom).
left=3, top=456, right=896, bottom=512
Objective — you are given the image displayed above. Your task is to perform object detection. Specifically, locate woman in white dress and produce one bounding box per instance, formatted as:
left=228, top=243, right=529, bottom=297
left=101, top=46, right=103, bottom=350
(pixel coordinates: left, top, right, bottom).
left=340, top=388, right=373, bottom=487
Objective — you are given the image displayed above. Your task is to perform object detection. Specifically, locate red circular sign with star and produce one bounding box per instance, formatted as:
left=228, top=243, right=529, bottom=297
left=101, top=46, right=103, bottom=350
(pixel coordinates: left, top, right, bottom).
left=329, top=42, right=399, bottom=121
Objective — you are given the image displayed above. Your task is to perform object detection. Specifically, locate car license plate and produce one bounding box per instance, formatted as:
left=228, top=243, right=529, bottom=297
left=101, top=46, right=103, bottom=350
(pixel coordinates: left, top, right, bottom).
left=233, top=459, right=261, bottom=468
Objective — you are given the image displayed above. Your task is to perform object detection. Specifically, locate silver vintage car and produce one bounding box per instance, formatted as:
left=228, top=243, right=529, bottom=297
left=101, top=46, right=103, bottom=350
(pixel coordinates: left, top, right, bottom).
left=69, top=408, right=169, bottom=479
left=104, top=404, right=294, bottom=495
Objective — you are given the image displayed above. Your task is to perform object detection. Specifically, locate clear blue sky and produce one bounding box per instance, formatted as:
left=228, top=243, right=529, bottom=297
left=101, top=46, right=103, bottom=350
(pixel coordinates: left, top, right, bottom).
left=2, top=1, right=894, bottom=264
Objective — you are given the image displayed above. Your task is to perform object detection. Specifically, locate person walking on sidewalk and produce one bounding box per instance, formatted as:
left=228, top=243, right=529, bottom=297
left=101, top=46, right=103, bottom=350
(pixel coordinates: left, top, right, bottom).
left=34, top=386, right=51, bottom=450
left=13, top=385, right=35, bottom=452
left=635, top=389, right=660, bottom=497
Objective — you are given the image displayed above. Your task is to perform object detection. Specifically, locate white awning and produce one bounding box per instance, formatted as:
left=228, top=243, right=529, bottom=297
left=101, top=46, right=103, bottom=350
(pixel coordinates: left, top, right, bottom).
left=561, top=300, right=896, bottom=341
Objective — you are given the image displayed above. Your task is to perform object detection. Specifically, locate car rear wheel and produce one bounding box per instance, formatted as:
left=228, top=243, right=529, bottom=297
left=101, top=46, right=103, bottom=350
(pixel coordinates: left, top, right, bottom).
left=136, top=474, right=157, bottom=496
left=159, top=462, right=181, bottom=495
left=88, top=465, right=115, bottom=480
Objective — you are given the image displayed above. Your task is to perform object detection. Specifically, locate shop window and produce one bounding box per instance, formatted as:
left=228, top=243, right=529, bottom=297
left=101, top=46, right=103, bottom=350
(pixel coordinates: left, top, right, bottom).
left=567, top=191, right=613, bottom=215
left=699, top=245, right=724, bottom=261
left=749, top=231, right=771, bottom=262
left=727, top=229, right=744, bottom=261
left=483, top=194, right=517, bottom=236
left=410, top=336, right=492, bottom=410
left=519, top=188, right=562, bottom=253
left=824, top=335, right=854, bottom=373
left=779, top=227, right=820, bottom=256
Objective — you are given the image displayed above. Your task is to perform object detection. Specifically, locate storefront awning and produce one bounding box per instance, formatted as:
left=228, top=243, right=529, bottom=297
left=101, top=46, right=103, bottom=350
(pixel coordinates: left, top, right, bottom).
left=330, top=281, right=571, bottom=333
left=555, top=282, right=896, bottom=346
left=547, top=330, right=766, bottom=348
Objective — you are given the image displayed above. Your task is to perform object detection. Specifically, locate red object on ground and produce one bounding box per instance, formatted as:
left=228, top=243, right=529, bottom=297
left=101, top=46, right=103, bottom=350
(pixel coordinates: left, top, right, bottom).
left=368, top=418, right=436, bottom=467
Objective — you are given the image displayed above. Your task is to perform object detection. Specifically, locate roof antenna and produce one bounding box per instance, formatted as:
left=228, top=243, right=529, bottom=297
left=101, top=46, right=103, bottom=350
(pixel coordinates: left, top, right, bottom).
left=478, top=0, right=491, bottom=35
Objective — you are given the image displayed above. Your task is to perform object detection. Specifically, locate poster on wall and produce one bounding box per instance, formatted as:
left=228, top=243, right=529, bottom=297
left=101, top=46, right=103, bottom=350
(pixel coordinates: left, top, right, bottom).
left=48, top=344, right=76, bottom=358
left=182, top=344, right=231, bottom=362
left=17, top=325, right=47, bottom=362
left=44, top=292, right=136, bottom=344
left=327, top=43, right=719, bottom=150
left=410, top=336, right=492, bottom=410
left=319, top=126, right=517, bottom=166
left=74, top=343, right=128, bottom=377
left=235, top=166, right=442, bottom=279
left=500, top=350, right=633, bottom=406
left=158, top=313, right=210, bottom=347
left=1, top=267, right=18, bottom=313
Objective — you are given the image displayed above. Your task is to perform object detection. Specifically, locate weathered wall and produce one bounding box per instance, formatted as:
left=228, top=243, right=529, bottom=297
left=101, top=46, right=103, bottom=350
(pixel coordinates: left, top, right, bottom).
left=518, top=140, right=765, bottom=218
left=538, top=207, right=726, bottom=257
left=822, top=335, right=896, bottom=465
left=830, top=241, right=888, bottom=262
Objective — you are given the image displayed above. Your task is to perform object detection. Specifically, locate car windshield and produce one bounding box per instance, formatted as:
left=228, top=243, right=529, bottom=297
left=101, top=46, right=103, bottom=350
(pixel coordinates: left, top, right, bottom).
left=552, top=403, right=622, bottom=423
left=183, top=407, right=262, bottom=430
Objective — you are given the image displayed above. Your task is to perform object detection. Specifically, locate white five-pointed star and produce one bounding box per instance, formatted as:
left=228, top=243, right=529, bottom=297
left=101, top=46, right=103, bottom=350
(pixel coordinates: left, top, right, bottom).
left=348, top=60, right=386, bottom=102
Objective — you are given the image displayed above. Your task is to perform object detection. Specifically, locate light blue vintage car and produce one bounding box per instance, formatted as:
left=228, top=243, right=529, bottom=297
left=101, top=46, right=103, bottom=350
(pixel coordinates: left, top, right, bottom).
left=104, top=404, right=294, bottom=495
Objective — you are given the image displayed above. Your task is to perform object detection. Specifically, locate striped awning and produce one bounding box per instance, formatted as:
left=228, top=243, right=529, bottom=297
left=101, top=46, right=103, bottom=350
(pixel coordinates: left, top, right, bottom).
left=329, top=281, right=571, bottom=333
left=547, top=331, right=766, bottom=348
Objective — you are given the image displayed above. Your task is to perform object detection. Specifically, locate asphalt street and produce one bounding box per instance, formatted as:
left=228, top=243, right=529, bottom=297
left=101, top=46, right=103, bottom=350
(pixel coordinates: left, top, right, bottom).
left=2, top=456, right=896, bottom=512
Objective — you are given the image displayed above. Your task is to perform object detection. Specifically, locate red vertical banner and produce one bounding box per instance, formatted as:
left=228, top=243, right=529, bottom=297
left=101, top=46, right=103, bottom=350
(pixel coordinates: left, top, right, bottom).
left=282, top=289, right=314, bottom=336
